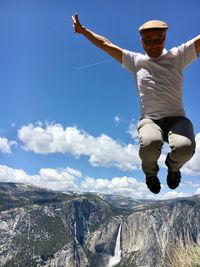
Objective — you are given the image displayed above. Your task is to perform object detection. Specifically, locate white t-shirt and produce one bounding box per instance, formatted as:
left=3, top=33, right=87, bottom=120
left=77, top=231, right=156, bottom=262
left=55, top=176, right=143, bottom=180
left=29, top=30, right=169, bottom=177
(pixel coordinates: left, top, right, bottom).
left=122, top=40, right=198, bottom=120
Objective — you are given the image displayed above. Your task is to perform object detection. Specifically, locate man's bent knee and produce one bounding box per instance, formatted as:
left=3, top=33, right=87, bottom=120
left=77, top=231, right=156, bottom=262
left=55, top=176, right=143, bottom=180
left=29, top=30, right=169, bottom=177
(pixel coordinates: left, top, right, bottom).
left=171, top=140, right=196, bottom=160
left=139, top=139, right=163, bottom=164
left=140, top=138, right=163, bottom=150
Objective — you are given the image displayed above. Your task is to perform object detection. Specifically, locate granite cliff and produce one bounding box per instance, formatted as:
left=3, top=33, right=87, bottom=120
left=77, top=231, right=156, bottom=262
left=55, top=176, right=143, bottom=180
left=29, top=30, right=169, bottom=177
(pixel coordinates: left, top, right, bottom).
left=0, top=182, right=200, bottom=267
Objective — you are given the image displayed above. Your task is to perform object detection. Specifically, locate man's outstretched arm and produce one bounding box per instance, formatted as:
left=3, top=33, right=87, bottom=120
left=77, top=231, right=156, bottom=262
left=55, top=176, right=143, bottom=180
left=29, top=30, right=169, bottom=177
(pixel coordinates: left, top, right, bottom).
left=72, top=14, right=123, bottom=63
left=194, top=35, right=200, bottom=55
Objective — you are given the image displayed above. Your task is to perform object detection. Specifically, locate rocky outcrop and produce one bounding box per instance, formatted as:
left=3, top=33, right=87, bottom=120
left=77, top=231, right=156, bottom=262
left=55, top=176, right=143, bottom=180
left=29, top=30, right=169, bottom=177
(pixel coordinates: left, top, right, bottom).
left=0, top=183, right=112, bottom=267
left=120, top=198, right=200, bottom=267
left=44, top=242, right=89, bottom=267
left=84, top=198, right=200, bottom=267
left=86, top=216, right=123, bottom=267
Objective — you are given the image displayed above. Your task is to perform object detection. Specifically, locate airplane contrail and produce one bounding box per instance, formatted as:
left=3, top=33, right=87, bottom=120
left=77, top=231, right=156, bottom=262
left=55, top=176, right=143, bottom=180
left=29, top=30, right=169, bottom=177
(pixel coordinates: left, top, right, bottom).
left=76, top=59, right=114, bottom=70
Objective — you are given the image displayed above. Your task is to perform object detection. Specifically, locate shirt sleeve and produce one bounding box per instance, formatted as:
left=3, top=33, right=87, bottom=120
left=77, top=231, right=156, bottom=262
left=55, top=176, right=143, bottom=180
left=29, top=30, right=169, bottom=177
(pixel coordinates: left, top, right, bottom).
left=122, top=49, right=137, bottom=73
left=177, top=39, right=198, bottom=70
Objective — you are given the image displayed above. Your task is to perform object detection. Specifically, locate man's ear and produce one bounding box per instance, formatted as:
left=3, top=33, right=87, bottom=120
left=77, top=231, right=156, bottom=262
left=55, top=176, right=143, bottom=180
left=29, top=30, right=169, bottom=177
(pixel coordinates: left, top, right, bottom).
left=163, top=34, right=166, bottom=41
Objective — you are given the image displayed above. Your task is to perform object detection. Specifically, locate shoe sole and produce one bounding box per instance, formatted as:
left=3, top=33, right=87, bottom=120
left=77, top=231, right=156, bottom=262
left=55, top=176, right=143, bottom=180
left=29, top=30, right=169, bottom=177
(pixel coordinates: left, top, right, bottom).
left=146, top=177, right=161, bottom=194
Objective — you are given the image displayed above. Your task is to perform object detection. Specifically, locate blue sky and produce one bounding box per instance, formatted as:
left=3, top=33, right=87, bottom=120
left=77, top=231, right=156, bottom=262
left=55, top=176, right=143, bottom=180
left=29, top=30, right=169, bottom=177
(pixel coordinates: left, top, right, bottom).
left=0, top=0, right=200, bottom=199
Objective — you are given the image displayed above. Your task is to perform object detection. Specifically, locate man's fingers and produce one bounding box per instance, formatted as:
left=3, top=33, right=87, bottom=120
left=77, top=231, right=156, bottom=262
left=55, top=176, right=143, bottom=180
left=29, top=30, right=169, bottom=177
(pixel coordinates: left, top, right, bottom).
left=72, top=16, right=76, bottom=33
left=72, top=13, right=81, bottom=33
left=75, top=13, right=79, bottom=21
left=75, top=14, right=81, bottom=25
left=72, top=13, right=78, bottom=20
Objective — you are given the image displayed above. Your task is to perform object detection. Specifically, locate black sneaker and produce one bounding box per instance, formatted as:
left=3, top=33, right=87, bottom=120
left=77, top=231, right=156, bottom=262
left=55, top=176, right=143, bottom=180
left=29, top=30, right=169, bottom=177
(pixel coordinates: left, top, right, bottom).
left=167, top=170, right=181, bottom=189
left=146, top=176, right=161, bottom=194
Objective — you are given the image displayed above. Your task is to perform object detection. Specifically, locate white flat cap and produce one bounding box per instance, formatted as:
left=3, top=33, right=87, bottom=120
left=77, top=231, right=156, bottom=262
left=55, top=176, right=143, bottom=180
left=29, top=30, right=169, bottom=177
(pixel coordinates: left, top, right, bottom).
left=139, top=20, right=168, bottom=33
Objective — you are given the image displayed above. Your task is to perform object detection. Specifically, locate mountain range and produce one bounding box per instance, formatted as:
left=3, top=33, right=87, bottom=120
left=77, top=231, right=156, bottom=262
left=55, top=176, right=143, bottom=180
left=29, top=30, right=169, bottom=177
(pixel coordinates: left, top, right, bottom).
left=0, top=182, right=200, bottom=267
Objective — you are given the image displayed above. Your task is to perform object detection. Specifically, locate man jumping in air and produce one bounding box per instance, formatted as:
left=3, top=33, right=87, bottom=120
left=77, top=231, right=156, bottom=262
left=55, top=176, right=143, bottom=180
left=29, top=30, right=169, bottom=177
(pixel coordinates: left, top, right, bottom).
left=72, top=14, right=200, bottom=194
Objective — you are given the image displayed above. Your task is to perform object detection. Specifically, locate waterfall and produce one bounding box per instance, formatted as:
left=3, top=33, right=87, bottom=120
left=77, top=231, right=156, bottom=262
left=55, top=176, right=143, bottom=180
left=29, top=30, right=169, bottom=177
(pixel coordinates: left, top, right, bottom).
left=107, top=223, right=122, bottom=267
left=74, top=220, right=78, bottom=243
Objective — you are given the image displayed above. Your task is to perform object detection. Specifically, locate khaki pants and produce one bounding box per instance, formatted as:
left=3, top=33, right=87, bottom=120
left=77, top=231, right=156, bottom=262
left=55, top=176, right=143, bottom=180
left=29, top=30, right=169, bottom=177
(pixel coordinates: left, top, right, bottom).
left=138, top=116, right=196, bottom=177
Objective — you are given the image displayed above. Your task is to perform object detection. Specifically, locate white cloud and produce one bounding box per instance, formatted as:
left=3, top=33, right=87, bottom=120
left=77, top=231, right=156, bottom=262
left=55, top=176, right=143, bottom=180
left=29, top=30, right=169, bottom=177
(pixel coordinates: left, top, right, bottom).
left=0, top=164, right=39, bottom=184
left=181, top=133, right=200, bottom=176
left=82, top=176, right=150, bottom=199
left=0, top=137, right=16, bottom=154
left=194, top=188, right=200, bottom=195
left=81, top=176, right=194, bottom=200
left=88, top=135, right=140, bottom=170
left=114, top=115, right=120, bottom=124
left=127, top=120, right=139, bottom=140
left=181, top=180, right=200, bottom=188
left=1, top=164, right=199, bottom=200
left=113, top=115, right=129, bottom=124
left=0, top=164, right=149, bottom=198
left=0, top=165, right=81, bottom=191
left=161, top=191, right=191, bottom=199
left=17, top=122, right=200, bottom=175
left=18, top=123, right=141, bottom=171
left=39, top=167, right=81, bottom=191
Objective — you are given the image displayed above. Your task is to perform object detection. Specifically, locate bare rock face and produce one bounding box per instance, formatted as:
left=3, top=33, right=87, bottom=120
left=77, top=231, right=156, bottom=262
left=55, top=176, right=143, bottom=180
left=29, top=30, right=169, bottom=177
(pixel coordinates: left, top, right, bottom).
left=44, top=242, right=89, bottom=267
left=1, top=182, right=200, bottom=267
left=87, top=217, right=121, bottom=254
left=120, top=199, right=200, bottom=267
left=0, top=183, right=111, bottom=267
left=85, top=197, right=200, bottom=267
left=85, top=217, right=122, bottom=267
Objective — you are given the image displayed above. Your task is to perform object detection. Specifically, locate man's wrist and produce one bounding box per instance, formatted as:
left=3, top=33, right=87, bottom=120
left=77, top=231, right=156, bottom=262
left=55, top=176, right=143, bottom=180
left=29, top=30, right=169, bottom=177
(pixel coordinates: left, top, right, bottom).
left=80, top=25, right=87, bottom=34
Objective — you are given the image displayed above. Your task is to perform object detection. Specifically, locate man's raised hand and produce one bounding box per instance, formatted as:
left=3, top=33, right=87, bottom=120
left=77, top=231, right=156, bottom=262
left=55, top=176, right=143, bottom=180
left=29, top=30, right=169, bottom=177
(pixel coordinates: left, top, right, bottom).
left=72, top=14, right=84, bottom=34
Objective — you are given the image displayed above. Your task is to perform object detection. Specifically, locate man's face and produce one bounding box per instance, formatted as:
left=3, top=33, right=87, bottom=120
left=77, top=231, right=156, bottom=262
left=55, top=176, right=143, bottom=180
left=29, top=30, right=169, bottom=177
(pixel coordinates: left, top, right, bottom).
left=141, top=29, right=166, bottom=58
